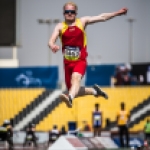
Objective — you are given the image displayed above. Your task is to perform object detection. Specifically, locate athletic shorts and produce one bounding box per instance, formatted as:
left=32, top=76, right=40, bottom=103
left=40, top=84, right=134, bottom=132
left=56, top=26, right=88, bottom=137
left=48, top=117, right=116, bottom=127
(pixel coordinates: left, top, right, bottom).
left=64, top=59, right=87, bottom=90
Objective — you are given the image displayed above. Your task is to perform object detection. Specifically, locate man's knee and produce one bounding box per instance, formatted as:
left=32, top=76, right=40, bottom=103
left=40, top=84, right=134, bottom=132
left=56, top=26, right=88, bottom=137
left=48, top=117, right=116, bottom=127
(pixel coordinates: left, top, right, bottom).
left=71, top=73, right=82, bottom=83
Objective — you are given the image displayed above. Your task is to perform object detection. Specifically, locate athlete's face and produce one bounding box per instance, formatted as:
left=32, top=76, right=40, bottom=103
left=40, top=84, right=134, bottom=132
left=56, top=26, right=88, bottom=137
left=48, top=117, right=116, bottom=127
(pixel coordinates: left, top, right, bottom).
left=64, top=5, right=77, bottom=22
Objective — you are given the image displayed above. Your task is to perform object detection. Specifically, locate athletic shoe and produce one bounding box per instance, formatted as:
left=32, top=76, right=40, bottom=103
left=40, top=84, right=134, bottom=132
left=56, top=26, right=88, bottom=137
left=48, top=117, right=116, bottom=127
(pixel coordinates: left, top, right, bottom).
left=93, top=84, right=108, bottom=99
left=59, top=94, right=72, bottom=108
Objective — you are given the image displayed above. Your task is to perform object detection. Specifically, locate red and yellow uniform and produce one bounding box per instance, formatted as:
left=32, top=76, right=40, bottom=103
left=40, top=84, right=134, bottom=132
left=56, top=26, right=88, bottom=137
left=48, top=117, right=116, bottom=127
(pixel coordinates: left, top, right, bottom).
left=60, top=19, right=88, bottom=89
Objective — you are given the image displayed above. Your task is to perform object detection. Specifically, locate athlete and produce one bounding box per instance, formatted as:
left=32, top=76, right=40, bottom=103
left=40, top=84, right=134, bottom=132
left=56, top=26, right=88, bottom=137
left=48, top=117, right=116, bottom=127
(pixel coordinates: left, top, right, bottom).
left=116, top=102, right=130, bottom=147
left=92, top=103, right=102, bottom=137
left=49, top=2, right=128, bottom=107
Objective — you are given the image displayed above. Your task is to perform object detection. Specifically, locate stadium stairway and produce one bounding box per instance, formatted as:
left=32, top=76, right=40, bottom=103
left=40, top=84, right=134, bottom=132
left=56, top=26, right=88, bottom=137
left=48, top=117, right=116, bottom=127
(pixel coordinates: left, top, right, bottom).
left=130, top=96, right=150, bottom=127
left=13, top=89, right=62, bottom=130
left=12, top=90, right=52, bottom=126
left=23, top=97, right=63, bottom=130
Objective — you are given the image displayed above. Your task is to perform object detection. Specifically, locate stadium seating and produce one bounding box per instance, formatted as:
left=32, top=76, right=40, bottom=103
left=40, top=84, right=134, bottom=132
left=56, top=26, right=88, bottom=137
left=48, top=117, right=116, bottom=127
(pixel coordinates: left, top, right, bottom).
left=0, top=87, right=149, bottom=132
left=36, top=86, right=150, bottom=132
left=0, top=88, right=45, bottom=125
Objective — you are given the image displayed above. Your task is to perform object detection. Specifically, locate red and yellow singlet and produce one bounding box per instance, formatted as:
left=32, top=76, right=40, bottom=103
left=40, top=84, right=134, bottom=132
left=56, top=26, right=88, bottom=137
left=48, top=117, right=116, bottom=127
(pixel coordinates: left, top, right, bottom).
left=60, top=18, right=88, bottom=63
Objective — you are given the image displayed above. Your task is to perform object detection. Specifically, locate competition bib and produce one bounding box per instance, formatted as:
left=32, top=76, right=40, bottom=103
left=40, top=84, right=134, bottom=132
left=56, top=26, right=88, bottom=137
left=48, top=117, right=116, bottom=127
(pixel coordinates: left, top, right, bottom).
left=27, top=135, right=32, bottom=140
left=120, top=112, right=125, bottom=120
left=94, top=115, right=101, bottom=121
left=121, top=115, right=125, bottom=120
left=52, top=135, right=57, bottom=140
left=64, top=46, right=80, bottom=61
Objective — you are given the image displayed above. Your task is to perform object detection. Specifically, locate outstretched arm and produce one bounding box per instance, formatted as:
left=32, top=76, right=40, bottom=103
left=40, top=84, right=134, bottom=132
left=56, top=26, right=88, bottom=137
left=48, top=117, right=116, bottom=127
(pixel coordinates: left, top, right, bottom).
left=48, top=23, right=61, bottom=53
left=81, top=8, right=128, bottom=25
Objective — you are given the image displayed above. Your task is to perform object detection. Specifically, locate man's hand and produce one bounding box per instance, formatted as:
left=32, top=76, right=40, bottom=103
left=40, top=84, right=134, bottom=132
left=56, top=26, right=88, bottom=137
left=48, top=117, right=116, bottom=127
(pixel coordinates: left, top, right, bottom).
left=118, top=8, right=128, bottom=16
left=49, top=44, right=60, bottom=53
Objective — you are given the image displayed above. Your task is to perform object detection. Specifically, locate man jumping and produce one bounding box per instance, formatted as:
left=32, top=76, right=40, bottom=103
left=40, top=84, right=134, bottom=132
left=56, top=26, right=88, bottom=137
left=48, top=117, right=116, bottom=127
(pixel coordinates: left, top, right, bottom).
left=49, top=2, right=127, bottom=108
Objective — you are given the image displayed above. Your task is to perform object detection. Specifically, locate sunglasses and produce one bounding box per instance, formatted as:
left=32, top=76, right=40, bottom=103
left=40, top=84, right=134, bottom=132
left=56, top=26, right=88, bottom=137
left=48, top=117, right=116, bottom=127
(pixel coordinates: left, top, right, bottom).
left=64, top=10, right=76, bottom=14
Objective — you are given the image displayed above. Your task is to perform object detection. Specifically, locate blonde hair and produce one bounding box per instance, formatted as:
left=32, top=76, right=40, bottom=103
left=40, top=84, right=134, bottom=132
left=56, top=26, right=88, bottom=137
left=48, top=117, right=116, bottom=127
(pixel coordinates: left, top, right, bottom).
left=63, top=2, right=78, bottom=11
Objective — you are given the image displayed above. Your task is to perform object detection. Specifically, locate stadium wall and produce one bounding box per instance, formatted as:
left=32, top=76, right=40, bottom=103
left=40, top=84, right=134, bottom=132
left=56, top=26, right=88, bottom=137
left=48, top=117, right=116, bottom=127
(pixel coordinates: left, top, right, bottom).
left=0, top=0, right=150, bottom=67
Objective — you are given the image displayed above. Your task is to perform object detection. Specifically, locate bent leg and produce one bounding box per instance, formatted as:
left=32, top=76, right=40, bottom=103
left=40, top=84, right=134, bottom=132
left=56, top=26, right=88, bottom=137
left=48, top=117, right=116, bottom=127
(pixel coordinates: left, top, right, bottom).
left=69, top=60, right=107, bottom=99
left=60, top=60, right=108, bottom=107
left=69, top=72, right=82, bottom=99
left=75, top=86, right=108, bottom=99
left=69, top=74, right=104, bottom=98
left=76, top=86, right=98, bottom=97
